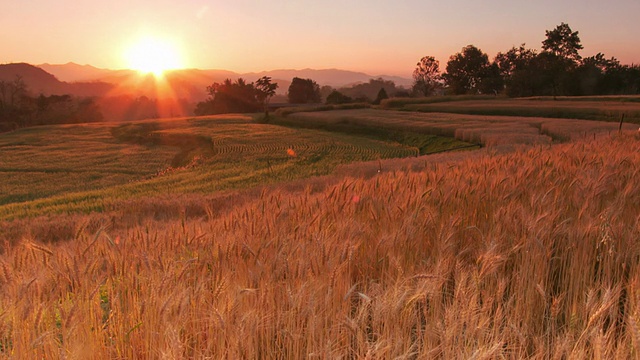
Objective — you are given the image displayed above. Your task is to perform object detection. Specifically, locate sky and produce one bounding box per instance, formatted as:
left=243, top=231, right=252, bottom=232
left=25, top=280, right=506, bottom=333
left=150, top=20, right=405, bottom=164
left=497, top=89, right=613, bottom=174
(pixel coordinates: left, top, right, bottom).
left=2, top=0, right=640, bottom=77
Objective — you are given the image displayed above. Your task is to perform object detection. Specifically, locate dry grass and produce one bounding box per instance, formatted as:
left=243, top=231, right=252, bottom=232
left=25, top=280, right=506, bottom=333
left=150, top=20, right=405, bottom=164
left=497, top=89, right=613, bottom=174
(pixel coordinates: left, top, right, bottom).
left=0, top=131, right=639, bottom=358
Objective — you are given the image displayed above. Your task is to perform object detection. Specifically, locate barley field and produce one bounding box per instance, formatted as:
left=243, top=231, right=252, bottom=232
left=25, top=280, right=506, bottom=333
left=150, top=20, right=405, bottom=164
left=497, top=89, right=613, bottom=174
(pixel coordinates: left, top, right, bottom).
left=0, top=131, right=638, bottom=358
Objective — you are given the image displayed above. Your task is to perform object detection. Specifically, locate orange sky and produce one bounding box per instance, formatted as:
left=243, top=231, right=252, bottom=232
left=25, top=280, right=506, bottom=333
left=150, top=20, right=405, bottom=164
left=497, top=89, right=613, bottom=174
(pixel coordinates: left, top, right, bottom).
left=2, top=0, right=639, bottom=77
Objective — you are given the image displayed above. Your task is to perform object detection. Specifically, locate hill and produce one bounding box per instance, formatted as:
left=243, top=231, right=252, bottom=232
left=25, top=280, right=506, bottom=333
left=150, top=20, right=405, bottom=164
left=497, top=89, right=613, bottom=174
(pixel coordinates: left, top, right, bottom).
left=0, top=63, right=113, bottom=97
left=37, top=63, right=412, bottom=97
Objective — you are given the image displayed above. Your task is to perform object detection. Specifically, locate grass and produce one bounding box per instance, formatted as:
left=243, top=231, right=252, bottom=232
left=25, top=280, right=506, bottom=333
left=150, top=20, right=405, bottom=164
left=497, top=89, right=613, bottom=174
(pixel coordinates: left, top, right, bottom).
left=0, top=113, right=461, bottom=220
left=379, top=94, right=501, bottom=109
left=0, top=132, right=638, bottom=357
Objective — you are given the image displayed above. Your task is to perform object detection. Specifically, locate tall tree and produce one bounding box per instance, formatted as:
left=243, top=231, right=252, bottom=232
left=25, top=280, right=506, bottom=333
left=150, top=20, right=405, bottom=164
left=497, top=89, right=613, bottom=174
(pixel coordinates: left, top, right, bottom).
left=442, top=45, right=491, bottom=94
left=373, top=88, right=388, bottom=105
left=412, top=56, right=441, bottom=96
left=194, top=78, right=259, bottom=115
left=494, top=44, right=539, bottom=97
left=494, top=44, right=537, bottom=80
left=542, top=22, right=583, bottom=63
left=255, top=76, right=278, bottom=119
left=287, top=77, right=321, bottom=104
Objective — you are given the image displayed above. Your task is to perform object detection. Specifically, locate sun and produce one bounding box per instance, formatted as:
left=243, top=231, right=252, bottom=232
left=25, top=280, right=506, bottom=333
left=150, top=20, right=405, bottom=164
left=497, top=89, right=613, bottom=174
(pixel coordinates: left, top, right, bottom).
left=124, top=36, right=184, bottom=77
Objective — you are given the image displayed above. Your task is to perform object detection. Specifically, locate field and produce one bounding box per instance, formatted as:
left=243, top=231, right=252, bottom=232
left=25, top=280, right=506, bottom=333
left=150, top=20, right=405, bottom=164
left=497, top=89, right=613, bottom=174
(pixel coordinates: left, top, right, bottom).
left=0, top=114, right=468, bottom=221
left=381, top=96, right=640, bottom=124
left=284, top=108, right=637, bottom=145
left=1, top=100, right=640, bottom=358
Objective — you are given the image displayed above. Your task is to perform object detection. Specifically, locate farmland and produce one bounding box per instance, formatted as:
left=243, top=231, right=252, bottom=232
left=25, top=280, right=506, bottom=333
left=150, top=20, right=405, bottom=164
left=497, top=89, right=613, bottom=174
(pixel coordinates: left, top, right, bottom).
left=381, top=95, right=640, bottom=124
left=0, top=114, right=472, bottom=221
left=1, top=100, right=640, bottom=358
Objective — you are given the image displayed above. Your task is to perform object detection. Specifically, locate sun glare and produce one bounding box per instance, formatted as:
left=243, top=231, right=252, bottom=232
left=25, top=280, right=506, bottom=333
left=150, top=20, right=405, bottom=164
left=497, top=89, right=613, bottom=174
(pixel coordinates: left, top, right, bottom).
left=124, top=37, right=184, bottom=77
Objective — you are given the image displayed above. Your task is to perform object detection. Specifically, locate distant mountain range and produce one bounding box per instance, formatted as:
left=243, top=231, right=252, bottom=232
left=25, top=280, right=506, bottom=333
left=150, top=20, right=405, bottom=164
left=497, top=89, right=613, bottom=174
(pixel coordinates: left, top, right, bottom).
left=0, top=62, right=412, bottom=103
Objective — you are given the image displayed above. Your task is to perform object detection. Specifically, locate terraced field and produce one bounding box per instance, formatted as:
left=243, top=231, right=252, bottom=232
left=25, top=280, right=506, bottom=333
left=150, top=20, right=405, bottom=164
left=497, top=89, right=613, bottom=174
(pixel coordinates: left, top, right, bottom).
left=0, top=114, right=468, bottom=220
left=286, top=108, right=638, bottom=146
left=381, top=96, right=640, bottom=124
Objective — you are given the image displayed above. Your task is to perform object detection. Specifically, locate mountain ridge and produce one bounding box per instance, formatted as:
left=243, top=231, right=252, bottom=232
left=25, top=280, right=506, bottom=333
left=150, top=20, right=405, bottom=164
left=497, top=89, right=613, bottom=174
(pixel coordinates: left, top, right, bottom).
left=37, top=62, right=413, bottom=88
left=1, top=62, right=412, bottom=105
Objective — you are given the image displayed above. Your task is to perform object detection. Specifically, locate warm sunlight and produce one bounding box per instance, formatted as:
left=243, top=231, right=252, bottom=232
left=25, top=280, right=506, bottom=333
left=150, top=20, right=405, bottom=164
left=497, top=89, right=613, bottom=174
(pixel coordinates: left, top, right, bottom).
left=124, top=36, right=184, bottom=77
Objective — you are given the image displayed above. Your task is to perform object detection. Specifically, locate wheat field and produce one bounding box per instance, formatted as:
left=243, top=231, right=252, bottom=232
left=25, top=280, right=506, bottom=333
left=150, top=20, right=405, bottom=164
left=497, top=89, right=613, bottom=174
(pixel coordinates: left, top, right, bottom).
left=1, top=128, right=639, bottom=358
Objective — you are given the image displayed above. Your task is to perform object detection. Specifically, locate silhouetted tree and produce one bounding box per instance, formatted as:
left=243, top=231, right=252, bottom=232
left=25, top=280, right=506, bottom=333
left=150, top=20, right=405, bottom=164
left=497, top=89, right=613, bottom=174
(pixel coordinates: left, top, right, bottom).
left=320, top=85, right=334, bottom=103
left=325, top=90, right=352, bottom=105
left=339, top=78, right=398, bottom=101
left=542, top=22, right=583, bottom=63
left=195, top=78, right=260, bottom=115
left=442, top=45, right=492, bottom=94
left=287, top=77, right=321, bottom=104
left=255, top=76, right=278, bottom=119
left=412, top=56, right=441, bottom=96
left=373, top=88, right=389, bottom=105
left=478, top=63, right=504, bottom=95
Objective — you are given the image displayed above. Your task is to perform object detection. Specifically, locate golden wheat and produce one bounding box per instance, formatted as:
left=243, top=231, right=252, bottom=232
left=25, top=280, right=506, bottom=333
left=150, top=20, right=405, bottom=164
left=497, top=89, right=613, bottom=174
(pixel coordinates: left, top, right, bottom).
left=0, top=131, right=638, bottom=357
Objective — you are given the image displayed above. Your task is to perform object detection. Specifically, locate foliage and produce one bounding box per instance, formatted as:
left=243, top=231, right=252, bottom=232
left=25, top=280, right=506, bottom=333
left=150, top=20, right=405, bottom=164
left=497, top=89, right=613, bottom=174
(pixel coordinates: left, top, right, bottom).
left=491, top=24, right=640, bottom=97
left=255, top=76, right=278, bottom=118
left=194, top=78, right=260, bottom=115
left=338, top=78, right=401, bottom=102
left=442, top=45, right=494, bottom=95
left=325, top=90, right=353, bottom=105
left=372, top=88, right=389, bottom=105
left=542, top=22, right=583, bottom=63
left=287, top=77, right=321, bottom=104
left=0, top=77, right=103, bottom=131
left=412, top=56, right=441, bottom=96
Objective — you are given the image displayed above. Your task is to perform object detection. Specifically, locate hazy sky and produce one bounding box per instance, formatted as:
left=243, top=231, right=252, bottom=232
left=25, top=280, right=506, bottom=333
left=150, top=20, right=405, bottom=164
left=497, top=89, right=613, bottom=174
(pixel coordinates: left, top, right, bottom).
left=2, top=0, right=639, bottom=77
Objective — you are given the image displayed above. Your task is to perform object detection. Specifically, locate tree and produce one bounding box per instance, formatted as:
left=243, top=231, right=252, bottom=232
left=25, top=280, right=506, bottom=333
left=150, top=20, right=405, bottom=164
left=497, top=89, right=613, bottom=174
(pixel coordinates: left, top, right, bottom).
left=412, top=56, right=441, bottom=96
left=339, top=78, right=398, bottom=101
left=255, top=76, right=278, bottom=119
left=194, top=78, right=260, bottom=115
left=542, top=22, right=583, bottom=63
left=287, top=77, right=321, bottom=104
left=442, top=45, right=492, bottom=94
left=373, top=88, right=388, bottom=105
left=478, top=63, right=504, bottom=95
left=494, top=44, right=537, bottom=80
left=494, top=44, right=539, bottom=97
left=325, top=90, right=352, bottom=105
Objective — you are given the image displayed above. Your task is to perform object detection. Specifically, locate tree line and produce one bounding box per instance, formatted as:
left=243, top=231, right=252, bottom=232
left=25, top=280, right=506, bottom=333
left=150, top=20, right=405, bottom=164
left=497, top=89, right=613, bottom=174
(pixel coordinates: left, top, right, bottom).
left=413, top=23, right=640, bottom=97
left=0, top=77, right=103, bottom=132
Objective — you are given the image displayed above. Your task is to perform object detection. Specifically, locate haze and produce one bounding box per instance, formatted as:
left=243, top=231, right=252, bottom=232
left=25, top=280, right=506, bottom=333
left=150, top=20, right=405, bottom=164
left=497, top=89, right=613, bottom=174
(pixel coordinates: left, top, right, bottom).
left=2, top=0, right=639, bottom=77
